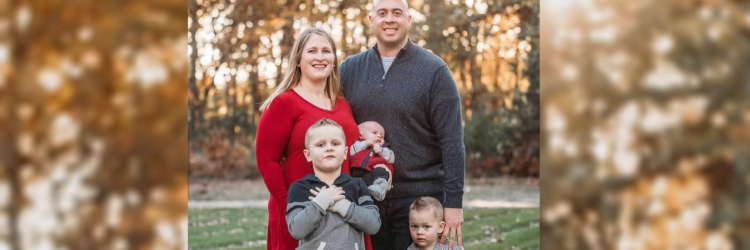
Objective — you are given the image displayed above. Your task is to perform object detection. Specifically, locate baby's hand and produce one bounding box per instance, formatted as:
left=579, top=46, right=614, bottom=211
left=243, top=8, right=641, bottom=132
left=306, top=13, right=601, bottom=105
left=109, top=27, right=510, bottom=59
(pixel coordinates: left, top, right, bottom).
left=373, top=144, right=383, bottom=155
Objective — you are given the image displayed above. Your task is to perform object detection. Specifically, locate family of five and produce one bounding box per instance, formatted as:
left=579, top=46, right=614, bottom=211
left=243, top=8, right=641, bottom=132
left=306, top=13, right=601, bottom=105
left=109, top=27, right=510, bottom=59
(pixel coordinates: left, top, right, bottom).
left=255, top=0, right=466, bottom=249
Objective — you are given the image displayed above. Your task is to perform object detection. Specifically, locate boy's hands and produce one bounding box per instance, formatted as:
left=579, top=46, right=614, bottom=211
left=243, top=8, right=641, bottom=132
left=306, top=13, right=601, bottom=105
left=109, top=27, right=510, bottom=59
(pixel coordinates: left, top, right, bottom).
left=308, top=185, right=345, bottom=210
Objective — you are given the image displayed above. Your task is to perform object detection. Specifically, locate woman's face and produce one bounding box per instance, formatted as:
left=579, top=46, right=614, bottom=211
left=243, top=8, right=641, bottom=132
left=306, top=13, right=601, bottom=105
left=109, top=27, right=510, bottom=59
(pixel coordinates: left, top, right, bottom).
left=298, top=34, right=335, bottom=84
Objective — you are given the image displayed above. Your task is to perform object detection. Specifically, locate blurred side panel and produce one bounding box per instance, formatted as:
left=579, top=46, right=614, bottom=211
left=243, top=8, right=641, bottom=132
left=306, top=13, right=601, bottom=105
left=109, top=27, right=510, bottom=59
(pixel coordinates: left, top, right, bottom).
left=541, top=0, right=750, bottom=249
left=0, top=0, right=187, bottom=249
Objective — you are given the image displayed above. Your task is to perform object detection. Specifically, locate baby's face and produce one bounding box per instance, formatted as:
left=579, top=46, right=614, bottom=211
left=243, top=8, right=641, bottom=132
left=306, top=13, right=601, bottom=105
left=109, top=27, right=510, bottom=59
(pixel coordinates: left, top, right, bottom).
left=359, top=122, right=385, bottom=145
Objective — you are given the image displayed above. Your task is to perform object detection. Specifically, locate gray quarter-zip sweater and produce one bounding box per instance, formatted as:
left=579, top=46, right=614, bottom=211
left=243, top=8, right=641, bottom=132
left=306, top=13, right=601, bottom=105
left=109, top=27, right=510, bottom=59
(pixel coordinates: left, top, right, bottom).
left=339, top=39, right=466, bottom=208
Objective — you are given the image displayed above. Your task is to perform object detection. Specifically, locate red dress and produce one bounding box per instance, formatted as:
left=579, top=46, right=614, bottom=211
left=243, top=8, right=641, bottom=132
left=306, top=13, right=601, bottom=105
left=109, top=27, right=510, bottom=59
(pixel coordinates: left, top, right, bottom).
left=256, top=90, right=371, bottom=250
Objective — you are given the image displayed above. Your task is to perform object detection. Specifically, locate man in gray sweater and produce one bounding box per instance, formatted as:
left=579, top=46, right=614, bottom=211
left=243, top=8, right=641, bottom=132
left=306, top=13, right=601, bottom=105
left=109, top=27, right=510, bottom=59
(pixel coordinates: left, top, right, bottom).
left=339, top=0, right=466, bottom=249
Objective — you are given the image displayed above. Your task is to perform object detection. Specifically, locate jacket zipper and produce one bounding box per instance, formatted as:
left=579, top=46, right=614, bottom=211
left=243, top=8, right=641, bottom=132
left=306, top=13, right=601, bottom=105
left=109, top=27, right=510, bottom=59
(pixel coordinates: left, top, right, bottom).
left=376, top=47, right=405, bottom=89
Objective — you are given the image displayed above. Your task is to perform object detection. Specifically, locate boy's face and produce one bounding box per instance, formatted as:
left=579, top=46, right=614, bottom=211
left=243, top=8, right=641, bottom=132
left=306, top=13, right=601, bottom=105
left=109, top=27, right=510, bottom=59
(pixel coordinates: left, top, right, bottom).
left=304, top=125, right=348, bottom=173
left=409, top=209, right=445, bottom=249
left=359, top=122, right=385, bottom=145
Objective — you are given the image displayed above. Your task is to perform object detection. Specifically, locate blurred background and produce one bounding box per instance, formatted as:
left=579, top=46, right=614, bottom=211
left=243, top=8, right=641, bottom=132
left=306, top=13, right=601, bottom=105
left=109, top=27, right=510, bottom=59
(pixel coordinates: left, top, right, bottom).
left=0, top=0, right=187, bottom=250
left=540, top=0, right=750, bottom=249
left=5, top=0, right=750, bottom=248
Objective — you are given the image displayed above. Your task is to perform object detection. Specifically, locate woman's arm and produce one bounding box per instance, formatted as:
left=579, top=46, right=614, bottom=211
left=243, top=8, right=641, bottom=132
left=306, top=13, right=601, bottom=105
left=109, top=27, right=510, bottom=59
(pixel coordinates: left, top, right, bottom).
left=256, top=97, right=295, bottom=203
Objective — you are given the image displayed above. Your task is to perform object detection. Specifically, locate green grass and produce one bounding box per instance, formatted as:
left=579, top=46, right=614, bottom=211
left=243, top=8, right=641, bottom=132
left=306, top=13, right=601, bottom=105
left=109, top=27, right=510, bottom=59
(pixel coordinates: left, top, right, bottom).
left=462, top=207, right=540, bottom=250
left=188, top=208, right=269, bottom=250
left=189, top=207, right=539, bottom=250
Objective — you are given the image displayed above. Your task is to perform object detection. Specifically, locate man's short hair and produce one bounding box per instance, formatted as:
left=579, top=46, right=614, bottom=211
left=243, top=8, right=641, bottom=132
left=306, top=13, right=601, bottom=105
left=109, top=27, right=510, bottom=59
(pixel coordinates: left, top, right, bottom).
left=304, top=118, right=345, bottom=149
left=409, top=196, right=444, bottom=221
left=371, top=0, right=410, bottom=13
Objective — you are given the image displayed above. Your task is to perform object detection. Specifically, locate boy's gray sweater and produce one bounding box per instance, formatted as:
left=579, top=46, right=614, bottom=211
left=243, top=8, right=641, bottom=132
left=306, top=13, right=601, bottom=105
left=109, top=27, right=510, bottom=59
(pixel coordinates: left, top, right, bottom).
left=286, top=174, right=380, bottom=250
left=340, top=39, right=466, bottom=208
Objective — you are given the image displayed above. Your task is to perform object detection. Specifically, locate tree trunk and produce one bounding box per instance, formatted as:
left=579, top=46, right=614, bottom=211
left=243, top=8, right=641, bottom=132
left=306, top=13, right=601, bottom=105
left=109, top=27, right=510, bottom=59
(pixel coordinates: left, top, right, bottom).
left=227, top=74, right=237, bottom=144
left=494, top=56, right=503, bottom=111
left=7, top=6, right=28, bottom=248
left=8, top=163, right=21, bottom=250
left=276, top=0, right=298, bottom=82
left=250, top=58, right=262, bottom=132
left=188, top=0, right=199, bottom=141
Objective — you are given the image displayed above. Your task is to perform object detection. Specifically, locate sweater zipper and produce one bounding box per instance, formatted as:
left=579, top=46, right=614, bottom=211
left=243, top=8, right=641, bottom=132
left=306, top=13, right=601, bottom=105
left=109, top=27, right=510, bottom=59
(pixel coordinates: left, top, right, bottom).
left=377, top=47, right=405, bottom=89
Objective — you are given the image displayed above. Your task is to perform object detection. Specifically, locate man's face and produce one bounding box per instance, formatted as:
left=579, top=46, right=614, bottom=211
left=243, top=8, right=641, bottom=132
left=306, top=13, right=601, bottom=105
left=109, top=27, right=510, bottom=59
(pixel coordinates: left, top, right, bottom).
left=304, top=125, right=348, bottom=173
left=369, top=0, right=412, bottom=47
left=409, top=209, right=445, bottom=249
left=359, top=122, right=385, bottom=145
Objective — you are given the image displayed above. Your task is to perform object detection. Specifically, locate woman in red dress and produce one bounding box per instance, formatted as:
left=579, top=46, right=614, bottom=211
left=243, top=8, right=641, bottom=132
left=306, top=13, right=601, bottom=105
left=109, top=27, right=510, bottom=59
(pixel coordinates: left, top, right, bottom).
left=255, top=28, right=369, bottom=250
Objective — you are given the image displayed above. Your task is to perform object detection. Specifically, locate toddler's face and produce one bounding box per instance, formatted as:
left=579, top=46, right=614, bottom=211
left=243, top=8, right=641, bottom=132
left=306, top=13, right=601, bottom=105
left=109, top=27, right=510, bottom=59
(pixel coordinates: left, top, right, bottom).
left=304, top=125, right=348, bottom=173
left=409, top=209, right=445, bottom=249
left=359, top=122, right=385, bottom=145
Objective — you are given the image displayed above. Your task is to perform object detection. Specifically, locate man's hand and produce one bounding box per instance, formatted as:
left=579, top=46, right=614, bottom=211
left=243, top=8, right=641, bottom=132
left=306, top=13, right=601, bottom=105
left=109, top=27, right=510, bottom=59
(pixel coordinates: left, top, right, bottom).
left=441, top=208, right=464, bottom=250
